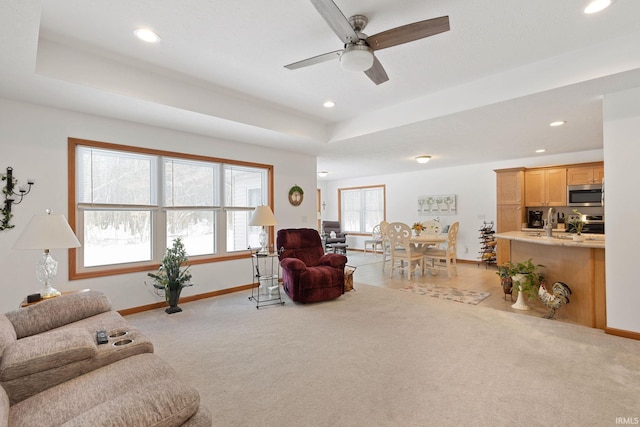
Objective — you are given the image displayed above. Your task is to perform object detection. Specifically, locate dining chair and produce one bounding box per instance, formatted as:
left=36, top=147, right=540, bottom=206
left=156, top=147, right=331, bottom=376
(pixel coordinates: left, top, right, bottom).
left=363, top=224, right=384, bottom=256
left=379, top=220, right=391, bottom=271
left=423, top=221, right=459, bottom=279
left=386, top=222, right=423, bottom=280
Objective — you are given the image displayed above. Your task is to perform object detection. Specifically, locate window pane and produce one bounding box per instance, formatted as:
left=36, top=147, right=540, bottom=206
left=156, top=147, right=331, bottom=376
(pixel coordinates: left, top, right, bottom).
left=363, top=189, right=384, bottom=232
left=227, top=210, right=262, bottom=252
left=340, top=187, right=385, bottom=233
left=167, top=210, right=215, bottom=256
left=341, top=190, right=362, bottom=232
left=224, top=165, right=265, bottom=207
left=164, top=159, right=218, bottom=207
left=83, top=210, right=151, bottom=266
left=77, top=147, right=154, bottom=205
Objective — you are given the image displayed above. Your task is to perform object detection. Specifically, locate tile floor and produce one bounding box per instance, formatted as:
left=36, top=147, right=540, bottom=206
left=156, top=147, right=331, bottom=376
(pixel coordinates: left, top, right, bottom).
left=345, top=250, right=580, bottom=326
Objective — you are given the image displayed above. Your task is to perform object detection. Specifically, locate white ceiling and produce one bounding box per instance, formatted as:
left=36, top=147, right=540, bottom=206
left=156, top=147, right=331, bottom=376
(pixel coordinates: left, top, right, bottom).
left=2, top=0, right=640, bottom=180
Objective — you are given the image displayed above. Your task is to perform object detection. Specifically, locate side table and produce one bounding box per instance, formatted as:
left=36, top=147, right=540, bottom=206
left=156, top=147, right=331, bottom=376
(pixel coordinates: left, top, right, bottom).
left=249, top=250, right=284, bottom=309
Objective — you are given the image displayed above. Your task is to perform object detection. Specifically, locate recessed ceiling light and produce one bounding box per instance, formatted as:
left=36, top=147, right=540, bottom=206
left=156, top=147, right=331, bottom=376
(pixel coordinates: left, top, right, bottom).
left=133, top=28, right=161, bottom=43
left=549, top=120, right=566, bottom=127
left=323, top=101, right=335, bottom=108
left=318, top=171, right=329, bottom=177
left=536, top=149, right=547, bottom=153
left=415, top=156, right=431, bottom=164
left=584, top=0, right=613, bottom=14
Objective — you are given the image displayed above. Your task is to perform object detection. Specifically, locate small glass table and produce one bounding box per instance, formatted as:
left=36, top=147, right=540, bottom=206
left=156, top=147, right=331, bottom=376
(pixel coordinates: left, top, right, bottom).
left=249, top=250, right=285, bottom=309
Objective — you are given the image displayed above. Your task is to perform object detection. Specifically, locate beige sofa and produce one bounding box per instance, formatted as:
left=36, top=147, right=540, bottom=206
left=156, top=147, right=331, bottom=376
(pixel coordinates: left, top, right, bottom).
left=0, top=290, right=211, bottom=426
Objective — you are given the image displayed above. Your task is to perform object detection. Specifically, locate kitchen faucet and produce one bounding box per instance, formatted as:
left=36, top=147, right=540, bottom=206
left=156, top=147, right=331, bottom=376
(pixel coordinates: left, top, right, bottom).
left=544, top=207, right=555, bottom=237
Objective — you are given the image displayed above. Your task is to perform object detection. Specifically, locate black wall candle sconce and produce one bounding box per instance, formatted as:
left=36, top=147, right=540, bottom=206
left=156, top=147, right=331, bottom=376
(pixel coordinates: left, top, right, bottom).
left=1, top=167, right=35, bottom=231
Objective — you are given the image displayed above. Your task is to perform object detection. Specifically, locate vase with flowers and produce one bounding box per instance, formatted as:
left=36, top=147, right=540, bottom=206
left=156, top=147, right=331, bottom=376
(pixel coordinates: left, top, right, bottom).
left=412, top=222, right=424, bottom=236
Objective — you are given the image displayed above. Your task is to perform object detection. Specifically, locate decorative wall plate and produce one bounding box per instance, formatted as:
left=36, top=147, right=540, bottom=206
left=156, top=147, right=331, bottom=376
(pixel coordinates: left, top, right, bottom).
left=288, top=185, right=304, bottom=206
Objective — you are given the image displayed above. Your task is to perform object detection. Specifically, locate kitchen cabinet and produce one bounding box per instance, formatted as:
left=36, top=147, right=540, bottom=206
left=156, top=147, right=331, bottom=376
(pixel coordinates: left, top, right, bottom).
left=567, top=163, right=604, bottom=185
left=524, top=167, right=567, bottom=206
left=495, top=168, right=525, bottom=265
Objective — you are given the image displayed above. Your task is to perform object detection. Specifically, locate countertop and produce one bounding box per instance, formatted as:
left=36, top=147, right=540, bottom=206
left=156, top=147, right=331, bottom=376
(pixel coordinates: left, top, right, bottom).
left=495, top=230, right=605, bottom=249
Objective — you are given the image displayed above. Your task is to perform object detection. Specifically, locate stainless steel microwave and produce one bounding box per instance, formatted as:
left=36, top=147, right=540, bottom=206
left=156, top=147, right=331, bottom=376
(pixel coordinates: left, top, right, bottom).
left=567, top=184, right=603, bottom=207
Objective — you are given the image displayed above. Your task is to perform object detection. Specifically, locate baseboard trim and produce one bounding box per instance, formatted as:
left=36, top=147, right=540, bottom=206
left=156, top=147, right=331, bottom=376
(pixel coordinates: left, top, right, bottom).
left=605, top=327, right=640, bottom=341
left=118, top=283, right=254, bottom=316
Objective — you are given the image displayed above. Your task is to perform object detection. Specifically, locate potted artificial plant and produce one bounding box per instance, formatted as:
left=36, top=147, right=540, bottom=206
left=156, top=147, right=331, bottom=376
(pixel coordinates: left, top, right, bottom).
left=568, top=208, right=585, bottom=242
left=147, top=238, right=193, bottom=314
left=501, top=258, right=545, bottom=311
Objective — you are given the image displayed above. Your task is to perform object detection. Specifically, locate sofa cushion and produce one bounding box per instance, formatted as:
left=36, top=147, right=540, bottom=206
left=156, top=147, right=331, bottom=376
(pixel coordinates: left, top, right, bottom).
left=0, top=386, right=8, bottom=427
left=0, top=328, right=96, bottom=381
left=9, top=354, right=202, bottom=427
left=0, top=315, right=16, bottom=359
left=6, top=291, right=112, bottom=339
left=61, top=379, right=200, bottom=427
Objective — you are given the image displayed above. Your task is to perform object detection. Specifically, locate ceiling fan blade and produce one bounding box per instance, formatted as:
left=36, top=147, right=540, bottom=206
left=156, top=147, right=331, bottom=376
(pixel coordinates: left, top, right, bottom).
left=309, top=0, right=360, bottom=44
left=285, top=50, right=343, bottom=70
left=364, top=57, right=389, bottom=85
left=367, top=16, right=450, bottom=51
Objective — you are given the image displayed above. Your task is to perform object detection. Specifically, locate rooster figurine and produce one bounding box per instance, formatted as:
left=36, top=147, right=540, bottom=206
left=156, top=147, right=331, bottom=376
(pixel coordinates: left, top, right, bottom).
left=538, top=281, right=572, bottom=319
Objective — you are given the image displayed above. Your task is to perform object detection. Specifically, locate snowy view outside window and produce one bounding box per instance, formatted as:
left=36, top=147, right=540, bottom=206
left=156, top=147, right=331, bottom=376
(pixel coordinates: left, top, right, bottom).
left=165, top=159, right=218, bottom=256
left=77, top=148, right=154, bottom=267
left=75, top=145, right=270, bottom=270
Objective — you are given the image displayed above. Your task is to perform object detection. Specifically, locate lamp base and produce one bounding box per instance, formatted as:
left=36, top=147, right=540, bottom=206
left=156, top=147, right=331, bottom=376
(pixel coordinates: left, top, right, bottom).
left=40, top=284, right=61, bottom=299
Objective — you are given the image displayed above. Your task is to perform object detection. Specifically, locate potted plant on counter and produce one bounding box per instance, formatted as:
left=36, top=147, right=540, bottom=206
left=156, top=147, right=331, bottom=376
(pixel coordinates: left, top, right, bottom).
left=568, top=209, right=585, bottom=242
left=501, top=258, right=545, bottom=311
left=147, top=238, right=193, bottom=314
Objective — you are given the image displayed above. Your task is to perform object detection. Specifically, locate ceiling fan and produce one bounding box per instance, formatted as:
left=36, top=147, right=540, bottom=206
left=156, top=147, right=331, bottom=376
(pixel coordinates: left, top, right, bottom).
left=285, top=0, right=450, bottom=85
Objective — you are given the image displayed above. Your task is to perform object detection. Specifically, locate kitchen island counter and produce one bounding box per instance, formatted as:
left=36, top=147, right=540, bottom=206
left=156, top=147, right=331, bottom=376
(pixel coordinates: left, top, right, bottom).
left=496, top=231, right=606, bottom=329
left=499, top=230, right=604, bottom=249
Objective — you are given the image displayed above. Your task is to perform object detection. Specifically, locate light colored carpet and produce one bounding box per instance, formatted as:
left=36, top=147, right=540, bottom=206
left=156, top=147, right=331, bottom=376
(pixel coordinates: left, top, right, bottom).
left=399, top=283, right=491, bottom=305
left=126, top=282, right=640, bottom=427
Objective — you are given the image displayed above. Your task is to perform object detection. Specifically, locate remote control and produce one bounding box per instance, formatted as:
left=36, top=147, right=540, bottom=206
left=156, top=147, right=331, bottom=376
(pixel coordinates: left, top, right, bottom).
left=96, top=330, right=108, bottom=345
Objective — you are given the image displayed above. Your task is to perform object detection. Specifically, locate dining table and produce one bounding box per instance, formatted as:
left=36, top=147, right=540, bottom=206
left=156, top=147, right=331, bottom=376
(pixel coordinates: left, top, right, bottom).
left=409, top=234, right=447, bottom=252
left=409, top=234, right=447, bottom=246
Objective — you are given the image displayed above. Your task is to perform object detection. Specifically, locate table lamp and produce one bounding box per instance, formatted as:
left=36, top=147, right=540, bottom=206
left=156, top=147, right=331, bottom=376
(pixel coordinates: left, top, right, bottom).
left=249, top=205, right=277, bottom=253
left=13, top=209, right=81, bottom=298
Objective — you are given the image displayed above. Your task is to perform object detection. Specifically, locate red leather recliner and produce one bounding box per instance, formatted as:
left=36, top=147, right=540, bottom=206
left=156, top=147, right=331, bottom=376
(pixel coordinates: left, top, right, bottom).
left=277, top=228, right=347, bottom=303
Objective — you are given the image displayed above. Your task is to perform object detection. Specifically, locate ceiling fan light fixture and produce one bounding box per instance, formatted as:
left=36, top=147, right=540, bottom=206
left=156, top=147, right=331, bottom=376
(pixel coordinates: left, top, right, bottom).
left=415, top=156, right=431, bottom=164
left=340, top=45, right=374, bottom=72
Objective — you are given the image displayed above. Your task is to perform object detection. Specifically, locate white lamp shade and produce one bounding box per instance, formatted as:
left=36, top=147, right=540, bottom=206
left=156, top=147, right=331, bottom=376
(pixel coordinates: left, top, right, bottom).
left=340, top=45, right=374, bottom=72
left=249, top=206, right=278, bottom=227
left=13, top=212, right=81, bottom=250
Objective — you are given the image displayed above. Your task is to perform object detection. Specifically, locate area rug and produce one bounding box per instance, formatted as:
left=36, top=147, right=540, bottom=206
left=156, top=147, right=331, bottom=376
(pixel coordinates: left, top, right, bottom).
left=399, top=283, right=490, bottom=305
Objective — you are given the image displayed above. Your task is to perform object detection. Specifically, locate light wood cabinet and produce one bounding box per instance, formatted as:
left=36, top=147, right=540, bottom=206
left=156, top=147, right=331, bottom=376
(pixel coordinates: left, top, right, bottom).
left=495, top=168, right=525, bottom=265
left=567, top=163, right=604, bottom=185
left=524, top=167, right=567, bottom=206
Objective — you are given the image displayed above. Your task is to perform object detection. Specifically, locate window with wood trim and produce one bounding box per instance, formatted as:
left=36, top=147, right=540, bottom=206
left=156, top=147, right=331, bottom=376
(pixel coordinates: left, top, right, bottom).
left=68, top=138, right=273, bottom=279
left=339, top=185, right=385, bottom=234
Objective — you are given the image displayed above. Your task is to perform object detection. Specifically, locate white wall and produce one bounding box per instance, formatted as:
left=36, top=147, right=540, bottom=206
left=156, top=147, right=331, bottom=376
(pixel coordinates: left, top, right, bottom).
left=322, top=151, right=604, bottom=262
left=0, top=98, right=317, bottom=313
left=603, top=86, right=640, bottom=333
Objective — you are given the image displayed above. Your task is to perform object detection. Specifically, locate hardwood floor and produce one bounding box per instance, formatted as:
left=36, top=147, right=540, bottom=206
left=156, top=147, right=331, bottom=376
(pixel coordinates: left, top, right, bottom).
left=345, top=250, right=580, bottom=326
